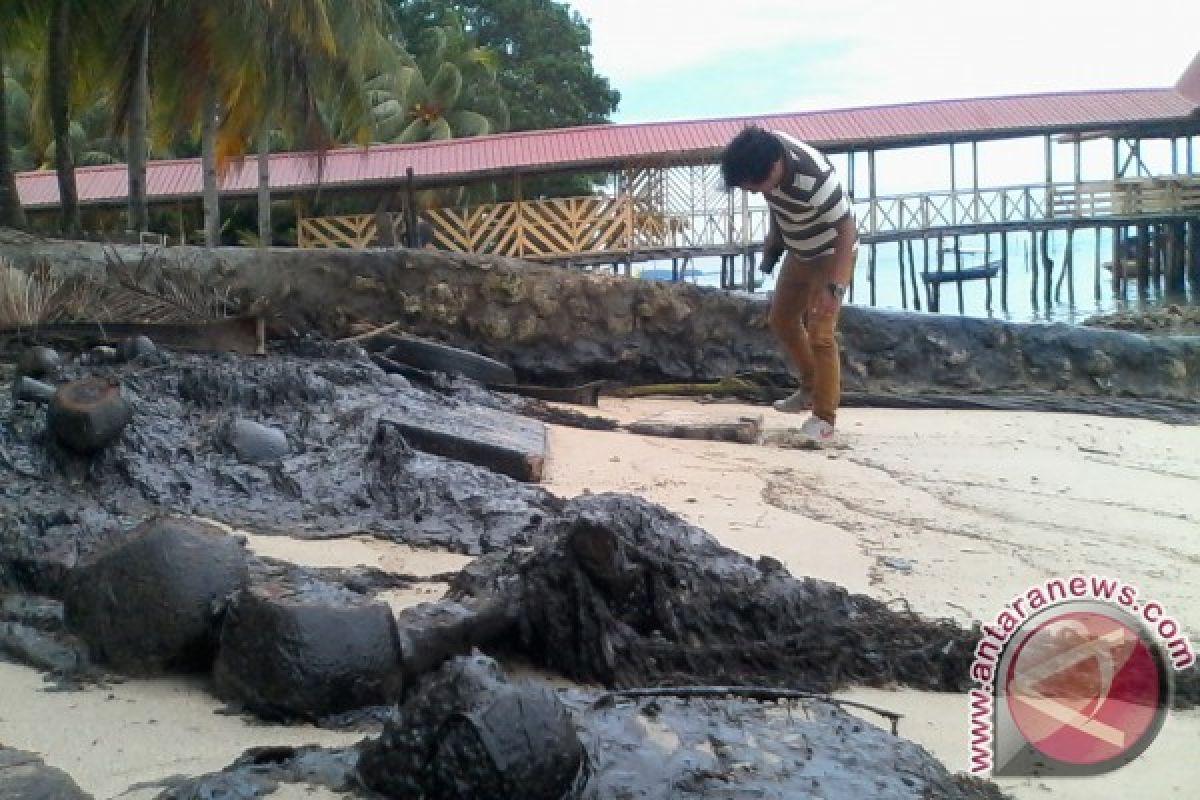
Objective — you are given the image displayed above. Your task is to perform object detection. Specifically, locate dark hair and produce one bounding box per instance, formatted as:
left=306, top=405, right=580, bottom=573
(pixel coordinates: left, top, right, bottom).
left=720, top=126, right=784, bottom=190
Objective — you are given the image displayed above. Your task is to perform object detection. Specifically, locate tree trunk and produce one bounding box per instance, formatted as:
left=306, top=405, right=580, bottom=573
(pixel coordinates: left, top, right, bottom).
left=126, top=23, right=150, bottom=235
left=48, top=0, right=81, bottom=238
left=201, top=76, right=220, bottom=248
left=257, top=127, right=270, bottom=247
left=0, top=37, right=28, bottom=229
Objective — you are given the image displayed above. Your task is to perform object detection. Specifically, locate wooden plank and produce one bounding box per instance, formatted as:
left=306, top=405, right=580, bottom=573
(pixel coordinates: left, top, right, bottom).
left=380, top=404, right=547, bottom=483
left=625, top=411, right=762, bottom=444
left=4, top=316, right=265, bottom=355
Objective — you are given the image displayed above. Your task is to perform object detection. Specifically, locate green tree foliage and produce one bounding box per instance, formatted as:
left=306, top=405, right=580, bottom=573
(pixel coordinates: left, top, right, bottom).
left=394, top=0, right=618, bottom=132
left=366, top=12, right=508, bottom=144
left=393, top=1, right=620, bottom=199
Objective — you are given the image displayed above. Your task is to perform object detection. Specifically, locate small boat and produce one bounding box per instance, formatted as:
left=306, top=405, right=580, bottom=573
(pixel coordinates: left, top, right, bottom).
left=921, top=261, right=1002, bottom=284
left=921, top=244, right=1001, bottom=284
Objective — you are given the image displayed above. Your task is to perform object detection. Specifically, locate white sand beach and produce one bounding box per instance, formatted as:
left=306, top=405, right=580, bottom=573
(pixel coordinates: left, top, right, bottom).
left=2, top=399, right=1197, bottom=799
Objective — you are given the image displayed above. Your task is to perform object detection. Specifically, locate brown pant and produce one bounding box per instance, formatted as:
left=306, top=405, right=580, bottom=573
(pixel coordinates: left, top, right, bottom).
left=767, top=252, right=842, bottom=424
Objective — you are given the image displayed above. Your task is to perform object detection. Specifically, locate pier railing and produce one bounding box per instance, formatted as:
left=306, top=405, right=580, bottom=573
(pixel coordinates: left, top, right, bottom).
left=298, top=176, right=1200, bottom=257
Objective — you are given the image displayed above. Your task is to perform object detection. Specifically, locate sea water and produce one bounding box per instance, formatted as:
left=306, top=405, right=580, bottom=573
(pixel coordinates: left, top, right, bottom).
left=632, top=229, right=1196, bottom=324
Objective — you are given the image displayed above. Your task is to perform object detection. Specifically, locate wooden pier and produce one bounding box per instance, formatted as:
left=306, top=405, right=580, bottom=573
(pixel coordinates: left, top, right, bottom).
left=299, top=171, right=1200, bottom=306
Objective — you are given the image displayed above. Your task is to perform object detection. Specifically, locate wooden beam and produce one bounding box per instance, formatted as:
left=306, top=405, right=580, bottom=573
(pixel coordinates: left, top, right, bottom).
left=378, top=407, right=547, bottom=483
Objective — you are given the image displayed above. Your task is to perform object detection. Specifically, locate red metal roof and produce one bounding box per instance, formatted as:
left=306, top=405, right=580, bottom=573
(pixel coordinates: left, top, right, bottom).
left=15, top=86, right=1199, bottom=209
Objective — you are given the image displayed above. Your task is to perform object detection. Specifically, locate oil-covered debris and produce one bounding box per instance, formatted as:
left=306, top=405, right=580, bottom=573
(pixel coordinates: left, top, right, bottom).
left=358, top=654, right=586, bottom=800
left=155, top=656, right=1010, bottom=800
left=453, top=493, right=978, bottom=693
left=565, top=687, right=1009, bottom=800
left=0, top=747, right=94, bottom=800
left=214, top=577, right=404, bottom=721
left=135, top=744, right=360, bottom=800
left=0, top=341, right=562, bottom=579
left=63, top=516, right=248, bottom=675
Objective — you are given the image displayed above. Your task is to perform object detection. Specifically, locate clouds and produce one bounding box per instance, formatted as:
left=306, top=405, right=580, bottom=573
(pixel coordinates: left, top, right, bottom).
left=567, top=0, right=1200, bottom=122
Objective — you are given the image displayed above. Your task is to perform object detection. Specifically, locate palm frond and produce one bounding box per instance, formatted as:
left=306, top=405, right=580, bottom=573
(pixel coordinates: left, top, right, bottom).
left=94, top=248, right=236, bottom=323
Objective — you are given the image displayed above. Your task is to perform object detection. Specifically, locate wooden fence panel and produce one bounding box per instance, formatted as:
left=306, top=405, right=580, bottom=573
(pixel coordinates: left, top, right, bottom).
left=298, top=214, right=376, bottom=249
left=299, top=177, right=1200, bottom=255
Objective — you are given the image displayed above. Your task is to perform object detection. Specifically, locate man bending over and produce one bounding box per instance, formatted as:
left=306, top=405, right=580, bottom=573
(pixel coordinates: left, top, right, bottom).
left=720, top=126, right=858, bottom=445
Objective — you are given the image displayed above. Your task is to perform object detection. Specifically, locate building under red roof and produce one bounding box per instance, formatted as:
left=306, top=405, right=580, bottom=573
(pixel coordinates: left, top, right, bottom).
left=14, top=79, right=1200, bottom=210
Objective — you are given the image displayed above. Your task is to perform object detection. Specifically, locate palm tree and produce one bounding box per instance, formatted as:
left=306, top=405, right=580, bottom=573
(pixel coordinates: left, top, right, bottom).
left=234, top=0, right=393, bottom=245
left=143, top=0, right=391, bottom=246
left=368, top=12, right=508, bottom=144
left=0, top=34, right=29, bottom=228
left=45, top=0, right=83, bottom=237
left=109, top=0, right=152, bottom=233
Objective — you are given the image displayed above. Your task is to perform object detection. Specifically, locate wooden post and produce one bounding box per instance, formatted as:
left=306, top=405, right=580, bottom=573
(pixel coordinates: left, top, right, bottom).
left=922, top=237, right=931, bottom=311
left=971, top=141, right=980, bottom=224
left=1030, top=230, right=1039, bottom=311
left=1152, top=225, right=1163, bottom=287
left=1093, top=225, right=1102, bottom=302
left=404, top=167, right=418, bottom=248
left=1188, top=219, right=1200, bottom=287
left=1111, top=225, right=1124, bottom=295
left=868, top=243, right=877, bottom=306
left=867, top=150, right=878, bottom=239
left=999, top=231, right=1009, bottom=313
left=897, top=241, right=908, bottom=309
left=256, top=128, right=271, bottom=247
left=954, top=234, right=965, bottom=313
left=1045, top=134, right=1054, bottom=189
left=1040, top=230, right=1054, bottom=310
left=1136, top=223, right=1150, bottom=294
left=848, top=150, right=856, bottom=199
left=907, top=239, right=921, bottom=311
left=1056, top=225, right=1075, bottom=306
left=984, top=232, right=993, bottom=312
left=949, top=143, right=957, bottom=226
left=625, top=188, right=636, bottom=276
left=932, top=234, right=944, bottom=312
left=1167, top=221, right=1186, bottom=292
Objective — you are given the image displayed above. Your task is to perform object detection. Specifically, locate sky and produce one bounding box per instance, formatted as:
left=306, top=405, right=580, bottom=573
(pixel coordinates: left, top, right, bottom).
left=566, top=0, right=1200, bottom=125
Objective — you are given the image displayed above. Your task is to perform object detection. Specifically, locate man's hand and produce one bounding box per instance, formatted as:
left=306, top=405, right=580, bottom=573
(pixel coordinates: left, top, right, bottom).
left=760, top=248, right=782, bottom=275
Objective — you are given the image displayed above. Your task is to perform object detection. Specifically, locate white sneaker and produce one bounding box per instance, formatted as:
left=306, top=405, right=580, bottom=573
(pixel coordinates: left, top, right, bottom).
left=798, top=415, right=836, bottom=446
left=772, top=388, right=809, bottom=413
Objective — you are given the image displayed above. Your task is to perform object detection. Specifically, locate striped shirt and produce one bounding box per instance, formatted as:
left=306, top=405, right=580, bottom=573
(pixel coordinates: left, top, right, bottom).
left=765, top=131, right=852, bottom=258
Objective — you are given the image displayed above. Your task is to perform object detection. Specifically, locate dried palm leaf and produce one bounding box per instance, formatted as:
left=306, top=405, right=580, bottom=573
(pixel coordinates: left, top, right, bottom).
left=0, top=257, right=64, bottom=328
left=93, top=248, right=237, bottom=324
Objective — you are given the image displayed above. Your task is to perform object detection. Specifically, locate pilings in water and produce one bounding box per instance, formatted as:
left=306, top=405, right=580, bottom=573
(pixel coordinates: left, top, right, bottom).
left=865, top=216, right=1194, bottom=318
left=641, top=216, right=1194, bottom=317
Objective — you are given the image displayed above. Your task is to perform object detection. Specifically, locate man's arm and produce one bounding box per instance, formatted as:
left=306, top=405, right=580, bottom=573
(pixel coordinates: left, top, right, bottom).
left=760, top=216, right=784, bottom=274
left=823, top=214, right=858, bottom=286
left=811, top=214, right=858, bottom=319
